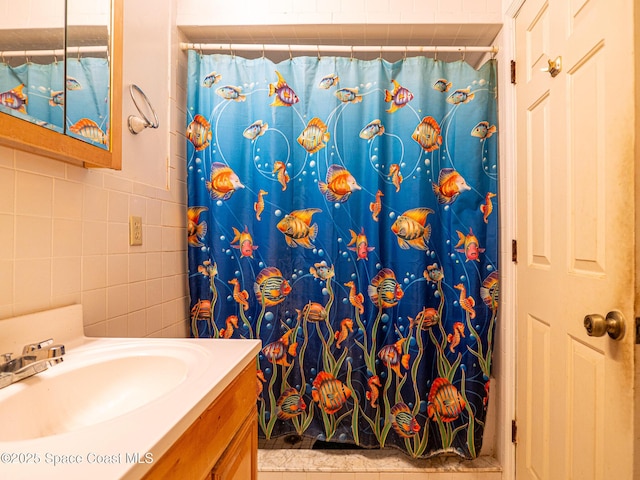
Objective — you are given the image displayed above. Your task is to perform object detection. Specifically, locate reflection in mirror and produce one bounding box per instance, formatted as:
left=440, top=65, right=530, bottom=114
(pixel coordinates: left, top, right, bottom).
left=65, top=0, right=111, bottom=149
left=0, top=0, right=121, bottom=169
left=0, top=1, right=65, bottom=132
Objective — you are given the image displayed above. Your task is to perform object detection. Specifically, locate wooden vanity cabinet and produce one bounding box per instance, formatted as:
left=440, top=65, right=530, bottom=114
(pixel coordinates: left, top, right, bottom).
left=142, top=362, right=258, bottom=480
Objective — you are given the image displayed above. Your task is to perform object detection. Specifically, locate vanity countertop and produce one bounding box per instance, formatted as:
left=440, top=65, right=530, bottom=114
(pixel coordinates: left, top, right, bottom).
left=0, top=305, right=261, bottom=479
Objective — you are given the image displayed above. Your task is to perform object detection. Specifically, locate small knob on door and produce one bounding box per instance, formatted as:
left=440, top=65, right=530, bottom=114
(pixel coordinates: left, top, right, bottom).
left=583, top=311, right=625, bottom=340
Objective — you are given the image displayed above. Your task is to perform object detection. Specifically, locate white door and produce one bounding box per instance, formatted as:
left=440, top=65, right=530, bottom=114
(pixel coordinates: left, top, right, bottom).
left=515, top=0, right=635, bottom=478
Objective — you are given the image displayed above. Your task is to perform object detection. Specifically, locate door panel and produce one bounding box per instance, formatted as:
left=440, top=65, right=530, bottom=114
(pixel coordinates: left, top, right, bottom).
left=515, top=0, right=635, bottom=478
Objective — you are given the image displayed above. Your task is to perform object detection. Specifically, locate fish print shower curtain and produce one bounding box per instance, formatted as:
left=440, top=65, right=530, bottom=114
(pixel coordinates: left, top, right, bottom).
left=187, top=51, right=499, bottom=459
left=0, top=57, right=110, bottom=147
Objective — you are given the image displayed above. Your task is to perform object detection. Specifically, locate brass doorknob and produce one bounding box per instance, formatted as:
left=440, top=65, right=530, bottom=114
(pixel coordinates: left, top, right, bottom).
left=541, top=56, right=562, bottom=77
left=583, top=311, right=625, bottom=340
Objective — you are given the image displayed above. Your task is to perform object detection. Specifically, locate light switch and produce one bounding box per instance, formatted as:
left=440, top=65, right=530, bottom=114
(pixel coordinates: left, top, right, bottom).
left=129, top=216, right=143, bottom=246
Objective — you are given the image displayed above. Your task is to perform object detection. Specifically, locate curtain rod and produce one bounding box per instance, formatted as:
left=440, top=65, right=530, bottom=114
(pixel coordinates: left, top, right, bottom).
left=1, top=46, right=108, bottom=58
left=180, top=42, right=497, bottom=55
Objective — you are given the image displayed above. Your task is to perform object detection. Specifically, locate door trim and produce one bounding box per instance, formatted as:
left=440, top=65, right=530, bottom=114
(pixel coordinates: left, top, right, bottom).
left=497, top=1, right=526, bottom=479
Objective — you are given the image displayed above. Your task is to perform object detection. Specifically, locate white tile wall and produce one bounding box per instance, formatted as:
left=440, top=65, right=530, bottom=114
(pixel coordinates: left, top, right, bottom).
left=0, top=148, right=190, bottom=337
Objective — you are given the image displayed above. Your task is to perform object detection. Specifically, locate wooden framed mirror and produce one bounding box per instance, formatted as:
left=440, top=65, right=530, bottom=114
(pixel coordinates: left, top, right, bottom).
left=0, top=0, right=122, bottom=169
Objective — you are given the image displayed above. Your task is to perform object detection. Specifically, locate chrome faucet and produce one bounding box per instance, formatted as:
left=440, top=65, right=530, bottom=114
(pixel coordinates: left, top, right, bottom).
left=0, top=339, right=65, bottom=389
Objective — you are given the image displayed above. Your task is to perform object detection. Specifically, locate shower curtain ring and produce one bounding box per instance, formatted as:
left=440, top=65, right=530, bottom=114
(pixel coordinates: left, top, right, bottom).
left=262, top=44, right=265, bottom=59
left=289, top=45, right=293, bottom=61
left=378, top=46, right=383, bottom=61
left=461, top=46, right=466, bottom=62
left=434, top=46, right=438, bottom=62
left=317, top=45, right=321, bottom=61
left=350, top=46, right=354, bottom=61
left=403, top=46, right=408, bottom=61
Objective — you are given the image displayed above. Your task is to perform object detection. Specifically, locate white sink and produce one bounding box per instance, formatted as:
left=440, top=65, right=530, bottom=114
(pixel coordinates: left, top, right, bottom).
left=0, top=342, right=193, bottom=441
left=0, top=305, right=261, bottom=480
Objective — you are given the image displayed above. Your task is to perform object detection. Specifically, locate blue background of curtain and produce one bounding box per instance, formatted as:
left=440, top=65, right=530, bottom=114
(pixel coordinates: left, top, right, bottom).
left=0, top=58, right=110, bottom=147
left=187, top=51, right=499, bottom=459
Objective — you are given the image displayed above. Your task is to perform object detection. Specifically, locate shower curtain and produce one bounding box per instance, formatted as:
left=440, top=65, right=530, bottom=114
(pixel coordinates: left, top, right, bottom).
left=186, top=51, right=499, bottom=459
left=0, top=57, right=110, bottom=147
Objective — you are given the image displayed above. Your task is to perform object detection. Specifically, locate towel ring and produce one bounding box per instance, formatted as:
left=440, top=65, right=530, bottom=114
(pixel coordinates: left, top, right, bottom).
left=127, top=84, right=159, bottom=134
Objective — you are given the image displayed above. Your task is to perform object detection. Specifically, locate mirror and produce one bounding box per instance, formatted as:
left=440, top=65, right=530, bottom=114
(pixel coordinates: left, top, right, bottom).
left=0, top=0, right=122, bottom=169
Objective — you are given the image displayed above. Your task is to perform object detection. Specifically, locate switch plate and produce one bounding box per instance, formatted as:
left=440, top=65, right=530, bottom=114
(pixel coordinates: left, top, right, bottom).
left=129, top=216, right=143, bottom=246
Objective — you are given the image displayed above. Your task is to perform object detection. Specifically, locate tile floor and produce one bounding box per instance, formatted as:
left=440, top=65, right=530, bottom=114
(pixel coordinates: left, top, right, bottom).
left=258, top=449, right=502, bottom=480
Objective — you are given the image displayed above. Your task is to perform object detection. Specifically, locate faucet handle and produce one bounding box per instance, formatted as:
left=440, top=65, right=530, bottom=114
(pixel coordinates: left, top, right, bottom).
left=0, top=353, right=12, bottom=363
left=21, top=338, right=54, bottom=355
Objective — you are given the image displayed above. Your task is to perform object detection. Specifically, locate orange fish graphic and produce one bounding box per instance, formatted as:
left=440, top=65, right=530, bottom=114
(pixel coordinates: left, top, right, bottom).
left=215, top=85, right=246, bottom=101
left=454, top=283, right=476, bottom=319
left=49, top=90, right=64, bottom=107
left=276, top=388, right=306, bottom=420
left=298, top=117, right=330, bottom=154
left=254, top=267, right=291, bottom=307
left=347, top=227, right=375, bottom=261
left=360, top=119, right=385, bottom=140
left=272, top=161, right=290, bottom=190
left=447, top=88, right=475, bottom=105
left=197, top=260, right=218, bottom=279
left=447, top=321, right=466, bottom=353
left=243, top=119, right=268, bottom=140
left=262, top=329, right=298, bottom=366
left=256, top=370, right=266, bottom=398
left=269, top=71, right=299, bottom=107
left=366, top=375, right=382, bottom=408
left=231, top=226, right=258, bottom=258
left=369, top=190, right=384, bottom=222
left=186, top=114, right=212, bottom=151
left=344, top=281, right=365, bottom=315
left=391, top=208, right=433, bottom=250
left=412, top=116, right=443, bottom=152
left=0, top=84, right=28, bottom=114
left=427, top=377, right=466, bottom=422
left=319, top=165, right=361, bottom=203
left=190, top=299, right=211, bottom=322
left=296, top=301, right=328, bottom=323
left=254, top=189, right=268, bottom=221
left=368, top=268, right=404, bottom=308
left=334, top=318, right=353, bottom=348
left=206, top=162, right=244, bottom=200
left=483, top=380, right=491, bottom=407
left=69, top=119, right=108, bottom=145
left=335, top=87, right=362, bottom=104
left=277, top=208, right=321, bottom=249
left=219, top=315, right=239, bottom=339
left=408, top=307, right=440, bottom=331
left=312, top=371, right=352, bottom=415
left=228, top=278, right=249, bottom=311
left=187, top=207, right=208, bottom=247
left=433, top=79, right=452, bottom=92
left=202, top=71, right=221, bottom=87
left=384, top=79, right=413, bottom=113
left=310, top=261, right=335, bottom=281
left=319, top=73, right=339, bottom=89
left=388, top=164, right=403, bottom=192
left=480, top=271, right=499, bottom=311
left=471, top=120, right=497, bottom=140
left=432, top=168, right=471, bottom=204
left=481, top=192, right=496, bottom=223
left=390, top=402, right=421, bottom=438
left=378, top=338, right=410, bottom=377
left=455, top=228, right=485, bottom=262
left=424, top=263, right=444, bottom=283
